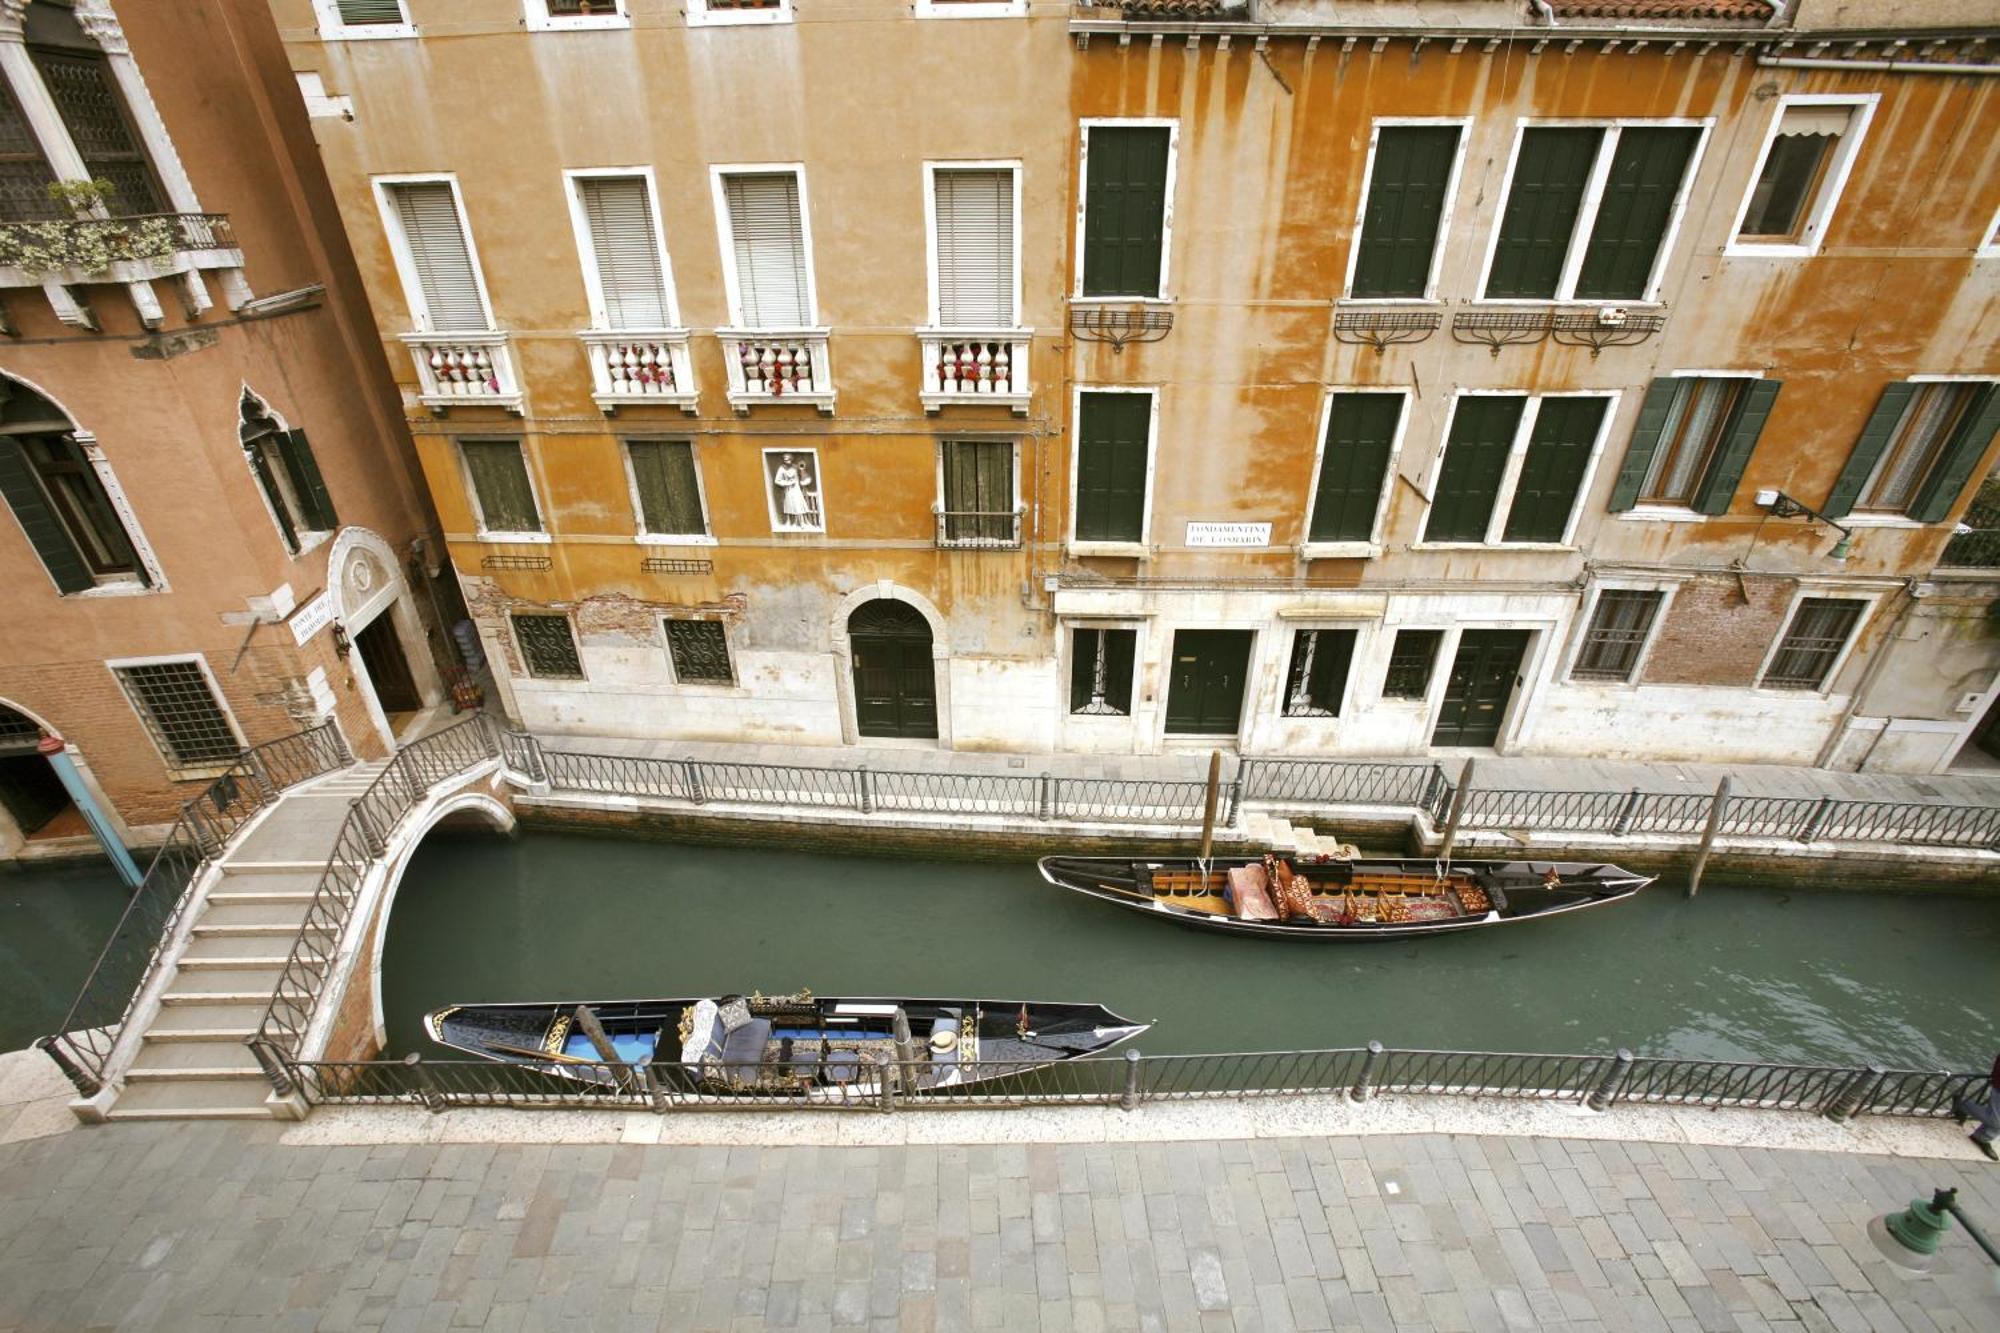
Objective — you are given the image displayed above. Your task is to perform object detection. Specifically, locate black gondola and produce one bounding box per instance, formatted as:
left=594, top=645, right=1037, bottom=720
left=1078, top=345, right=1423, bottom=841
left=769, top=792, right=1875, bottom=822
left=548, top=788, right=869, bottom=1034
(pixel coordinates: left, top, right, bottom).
left=425, top=991, right=1148, bottom=1096
left=1038, top=853, right=1654, bottom=939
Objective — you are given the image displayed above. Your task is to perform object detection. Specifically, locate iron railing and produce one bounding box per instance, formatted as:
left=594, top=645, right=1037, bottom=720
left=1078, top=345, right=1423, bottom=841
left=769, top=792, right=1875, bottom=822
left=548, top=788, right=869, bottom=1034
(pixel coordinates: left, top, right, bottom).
left=37, top=721, right=348, bottom=1096
left=251, top=715, right=503, bottom=1074
left=279, top=1043, right=1986, bottom=1124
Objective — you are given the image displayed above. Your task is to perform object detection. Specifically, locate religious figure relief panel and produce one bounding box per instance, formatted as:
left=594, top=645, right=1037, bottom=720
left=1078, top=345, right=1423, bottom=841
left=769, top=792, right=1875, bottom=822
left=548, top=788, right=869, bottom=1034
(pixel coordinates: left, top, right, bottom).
left=763, top=448, right=825, bottom=534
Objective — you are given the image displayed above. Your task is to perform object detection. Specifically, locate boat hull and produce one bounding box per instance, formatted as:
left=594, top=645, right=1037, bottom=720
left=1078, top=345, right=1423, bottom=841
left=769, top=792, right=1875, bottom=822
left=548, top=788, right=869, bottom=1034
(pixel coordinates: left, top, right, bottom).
left=1038, top=855, right=1653, bottom=940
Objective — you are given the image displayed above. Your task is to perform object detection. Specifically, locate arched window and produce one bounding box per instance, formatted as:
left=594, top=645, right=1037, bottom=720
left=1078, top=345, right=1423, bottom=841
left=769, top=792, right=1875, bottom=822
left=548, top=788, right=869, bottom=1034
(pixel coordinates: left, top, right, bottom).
left=240, top=391, right=337, bottom=553
left=0, top=375, right=145, bottom=593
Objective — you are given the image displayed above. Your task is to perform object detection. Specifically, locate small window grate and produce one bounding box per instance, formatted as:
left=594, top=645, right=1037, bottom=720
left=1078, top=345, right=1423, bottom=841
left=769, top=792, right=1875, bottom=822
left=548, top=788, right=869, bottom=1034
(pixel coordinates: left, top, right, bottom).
left=1571, top=589, right=1663, bottom=683
left=665, top=619, right=733, bottom=685
left=1763, top=598, right=1864, bottom=691
left=1382, top=629, right=1443, bottom=700
left=0, top=704, right=41, bottom=751
left=114, top=661, right=238, bottom=769
left=481, top=554, right=553, bottom=572
left=512, top=614, right=583, bottom=679
left=641, top=557, right=713, bottom=576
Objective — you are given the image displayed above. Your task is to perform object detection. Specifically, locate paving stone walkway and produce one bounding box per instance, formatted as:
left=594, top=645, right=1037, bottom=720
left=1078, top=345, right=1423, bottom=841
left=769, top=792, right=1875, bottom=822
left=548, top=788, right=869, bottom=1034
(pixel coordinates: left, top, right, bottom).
left=2, top=1120, right=1995, bottom=1332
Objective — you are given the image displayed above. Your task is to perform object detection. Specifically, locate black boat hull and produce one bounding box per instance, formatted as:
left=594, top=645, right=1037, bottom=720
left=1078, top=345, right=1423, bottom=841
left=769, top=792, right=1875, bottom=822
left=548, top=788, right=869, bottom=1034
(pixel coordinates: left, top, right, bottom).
left=1038, top=855, right=1653, bottom=940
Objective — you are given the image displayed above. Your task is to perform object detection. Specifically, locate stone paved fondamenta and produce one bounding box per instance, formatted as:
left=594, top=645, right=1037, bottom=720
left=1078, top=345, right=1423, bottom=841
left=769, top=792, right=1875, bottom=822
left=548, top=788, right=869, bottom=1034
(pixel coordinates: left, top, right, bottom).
left=1, top=1121, right=1996, bottom=1331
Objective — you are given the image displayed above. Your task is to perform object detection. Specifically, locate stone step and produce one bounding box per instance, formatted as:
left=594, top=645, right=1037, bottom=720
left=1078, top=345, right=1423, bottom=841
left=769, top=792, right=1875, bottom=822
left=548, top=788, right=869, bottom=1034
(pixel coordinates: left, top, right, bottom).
left=177, top=949, right=295, bottom=970
left=108, top=1077, right=273, bottom=1119
left=150, top=1001, right=270, bottom=1032
left=128, top=1040, right=262, bottom=1075
left=193, top=902, right=313, bottom=930
left=162, top=965, right=285, bottom=994
left=190, top=920, right=308, bottom=939
left=222, top=861, right=330, bottom=876
left=182, top=931, right=322, bottom=964
left=142, top=1026, right=253, bottom=1043
left=204, top=888, right=317, bottom=908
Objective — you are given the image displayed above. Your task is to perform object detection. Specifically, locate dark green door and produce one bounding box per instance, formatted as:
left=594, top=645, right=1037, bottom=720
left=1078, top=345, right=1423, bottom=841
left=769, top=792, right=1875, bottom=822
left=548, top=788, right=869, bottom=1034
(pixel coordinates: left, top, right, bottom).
left=1431, top=630, right=1530, bottom=748
left=850, top=601, right=938, bottom=740
left=1165, top=630, right=1253, bottom=736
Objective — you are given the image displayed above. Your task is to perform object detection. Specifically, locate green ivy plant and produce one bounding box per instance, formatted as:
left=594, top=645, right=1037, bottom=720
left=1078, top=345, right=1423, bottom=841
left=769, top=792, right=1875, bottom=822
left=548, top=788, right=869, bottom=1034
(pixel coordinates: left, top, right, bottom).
left=0, top=179, right=178, bottom=276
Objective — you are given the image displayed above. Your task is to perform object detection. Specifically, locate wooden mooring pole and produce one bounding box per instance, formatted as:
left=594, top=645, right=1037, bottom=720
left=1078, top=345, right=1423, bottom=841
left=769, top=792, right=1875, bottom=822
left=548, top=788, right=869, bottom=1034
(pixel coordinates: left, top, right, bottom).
left=1687, top=776, right=1731, bottom=899
left=1199, top=750, right=1222, bottom=861
left=572, top=1004, right=632, bottom=1089
left=1438, top=758, right=1475, bottom=861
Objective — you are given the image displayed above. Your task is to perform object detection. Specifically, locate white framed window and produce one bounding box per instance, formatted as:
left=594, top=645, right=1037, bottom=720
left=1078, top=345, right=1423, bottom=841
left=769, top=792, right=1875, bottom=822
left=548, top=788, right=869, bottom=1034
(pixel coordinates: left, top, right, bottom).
left=1980, top=206, right=2000, bottom=259
left=935, top=438, right=1020, bottom=548
left=1343, top=118, right=1471, bottom=303
left=762, top=448, right=825, bottom=534
left=1418, top=391, right=1619, bottom=549
left=924, top=161, right=1021, bottom=329
left=624, top=439, right=713, bottom=544
left=564, top=169, right=679, bottom=331
left=526, top=1, right=628, bottom=32
left=108, top=655, right=246, bottom=775
left=1302, top=388, right=1411, bottom=557
left=1726, top=95, right=1878, bottom=258
left=239, top=389, right=337, bottom=557
left=313, top=0, right=415, bottom=40
left=1074, top=118, right=1178, bottom=302
left=916, top=0, right=1027, bottom=17
left=711, top=165, right=818, bottom=329
left=1564, top=583, right=1677, bottom=686
left=1757, top=593, right=1874, bottom=693
left=1068, top=385, right=1159, bottom=554
left=1065, top=622, right=1144, bottom=718
left=373, top=176, right=497, bottom=332
left=1478, top=119, right=1711, bottom=303
left=458, top=439, right=549, bottom=541
left=686, top=0, right=792, bottom=29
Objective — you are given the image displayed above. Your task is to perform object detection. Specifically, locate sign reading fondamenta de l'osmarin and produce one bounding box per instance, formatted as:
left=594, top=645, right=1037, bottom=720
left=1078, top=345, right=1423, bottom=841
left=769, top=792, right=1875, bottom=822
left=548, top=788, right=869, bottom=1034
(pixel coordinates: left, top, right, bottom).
left=1185, top=521, right=1272, bottom=548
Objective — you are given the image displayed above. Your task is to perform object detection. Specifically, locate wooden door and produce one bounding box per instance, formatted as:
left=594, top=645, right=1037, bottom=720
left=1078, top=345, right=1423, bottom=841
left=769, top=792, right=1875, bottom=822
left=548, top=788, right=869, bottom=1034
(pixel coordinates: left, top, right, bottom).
left=1431, top=630, right=1529, bottom=748
left=356, top=615, right=422, bottom=714
left=1165, top=630, right=1253, bottom=736
left=850, top=601, right=938, bottom=740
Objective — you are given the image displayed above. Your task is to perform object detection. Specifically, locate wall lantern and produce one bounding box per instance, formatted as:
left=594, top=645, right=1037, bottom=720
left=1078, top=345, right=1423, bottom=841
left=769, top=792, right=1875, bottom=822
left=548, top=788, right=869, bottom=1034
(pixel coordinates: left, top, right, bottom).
left=1756, top=488, right=1855, bottom=561
left=332, top=623, right=351, bottom=658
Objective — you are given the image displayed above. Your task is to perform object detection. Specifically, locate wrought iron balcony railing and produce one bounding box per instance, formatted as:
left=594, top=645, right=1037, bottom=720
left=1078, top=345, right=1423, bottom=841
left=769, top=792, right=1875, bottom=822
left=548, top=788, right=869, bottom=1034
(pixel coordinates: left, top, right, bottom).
left=0, top=211, right=238, bottom=278
left=1938, top=528, right=2000, bottom=570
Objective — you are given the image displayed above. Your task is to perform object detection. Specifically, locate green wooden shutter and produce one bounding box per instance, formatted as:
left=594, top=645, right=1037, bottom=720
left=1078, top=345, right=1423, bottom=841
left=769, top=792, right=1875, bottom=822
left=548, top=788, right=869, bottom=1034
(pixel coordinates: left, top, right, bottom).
left=244, top=443, right=299, bottom=554
left=0, top=438, right=92, bottom=594
left=276, top=429, right=339, bottom=531
left=629, top=441, right=704, bottom=535
left=1070, top=628, right=1136, bottom=714
left=1308, top=393, right=1402, bottom=542
left=1426, top=396, right=1526, bottom=542
left=1082, top=127, right=1169, bottom=298
left=1075, top=393, right=1149, bottom=541
left=1485, top=128, right=1601, bottom=299
left=1823, top=383, right=1918, bottom=520
left=1693, top=379, right=1780, bottom=515
left=1607, top=378, right=1681, bottom=512
left=463, top=441, right=541, bottom=533
left=1574, top=126, right=1700, bottom=300
left=1502, top=397, right=1607, bottom=543
left=1910, top=385, right=2000, bottom=523
left=1351, top=126, right=1460, bottom=299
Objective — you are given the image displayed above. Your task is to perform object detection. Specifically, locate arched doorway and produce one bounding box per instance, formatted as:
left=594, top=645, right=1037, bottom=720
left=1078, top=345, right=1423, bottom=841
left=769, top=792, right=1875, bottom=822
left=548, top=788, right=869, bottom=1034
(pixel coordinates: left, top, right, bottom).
left=0, top=703, right=71, bottom=842
left=848, top=600, right=938, bottom=739
left=329, top=526, right=444, bottom=753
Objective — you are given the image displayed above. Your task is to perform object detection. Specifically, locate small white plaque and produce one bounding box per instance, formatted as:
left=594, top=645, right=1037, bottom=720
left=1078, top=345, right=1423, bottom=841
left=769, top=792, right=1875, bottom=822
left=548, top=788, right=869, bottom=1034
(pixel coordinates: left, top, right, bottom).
left=1186, top=522, right=1272, bottom=548
left=288, top=589, right=336, bottom=646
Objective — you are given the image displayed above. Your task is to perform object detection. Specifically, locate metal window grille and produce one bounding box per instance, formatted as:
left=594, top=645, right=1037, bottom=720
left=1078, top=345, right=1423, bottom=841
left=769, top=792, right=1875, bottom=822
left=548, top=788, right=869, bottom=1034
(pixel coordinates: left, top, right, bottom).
left=114, top=662, right=239, bottom=769
left=1382, top=629, right=1442, bottom=699
left=511, top=614, right=583, bottom=679
left=1283, top=629, right=1352, bottom=718
left=665, top=619, right=733, bottom=685
left=545, top=0, right=618, bottom=14
left=1571, top=590, right=1663, bottom=682
left=1763, top=598, right=1864, bottom=690
left=335, top=0, right=408, bottom=23
left=0, top=704, right=40, bottom=750
left=30, top=51, right=161, bottom=216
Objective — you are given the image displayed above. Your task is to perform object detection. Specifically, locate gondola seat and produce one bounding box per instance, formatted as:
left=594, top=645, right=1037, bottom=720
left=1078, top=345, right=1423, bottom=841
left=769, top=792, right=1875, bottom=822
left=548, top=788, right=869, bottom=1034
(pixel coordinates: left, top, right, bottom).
left=823, top=1050, right=862, bottom=1085
left=719, top=1017, right=773, bottom=1071
left=1225, top=865, right=1280, bottom=922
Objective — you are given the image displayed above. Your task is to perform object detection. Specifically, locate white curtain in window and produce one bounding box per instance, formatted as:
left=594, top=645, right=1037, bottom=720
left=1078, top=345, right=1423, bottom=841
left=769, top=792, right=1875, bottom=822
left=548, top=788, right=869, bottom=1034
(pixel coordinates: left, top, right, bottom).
left=389, top=182, right=489, bottom=332
left=723, top=173, right=810, bottom=328
left=933, top=168, right=1014, bottom=327
left=578, top=176, right=669, bottom=329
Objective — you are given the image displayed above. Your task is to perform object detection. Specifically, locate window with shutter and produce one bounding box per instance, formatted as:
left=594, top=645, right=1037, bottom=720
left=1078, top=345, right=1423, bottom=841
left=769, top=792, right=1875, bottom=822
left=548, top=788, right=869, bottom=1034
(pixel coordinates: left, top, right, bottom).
left=1571, top=589, right=1664, bottom=683
left=4, top=435, right=143, bottom=582
left=1762, top=598, right=1864, bottom=690
left=1074, top=392, right=1151, bottom=542
left=721, top=172, right=811, bottom=328
left=1574, top=127, right=1701, bottom=300
left=1848, top=382, right=1999, bottom=520
left=932, top=167, right=1016, bottom=328
left=1070, top=628, right=1136, bottom=715
left=385, top=181, right=490, bottom=332
left=1308, top=393, right=1402, bottom=543
left=238, top=394, right=336, bottom=551
left=1081, top=125, right=1170, bottom=298
left=1501, top=397, right=1607, bottom=544
left=575, top=175, right=671, bottom=330
left=461, top=440, right=542, bottom=534
left=1282, top=629, right=1357, bottom=718
left=1630, top=377, right=1755, bottom=509
left=1486, top=128, right=1600, bottom=300
left=940, top=440, right=1015, bottom=546
left=30, top=49, right=162, bottom=216
left=1350, top=125, right=1461, bottom=299
left=626, top=440, right=706, bottom=536
left=1425, top=397, right=1526, bottom=543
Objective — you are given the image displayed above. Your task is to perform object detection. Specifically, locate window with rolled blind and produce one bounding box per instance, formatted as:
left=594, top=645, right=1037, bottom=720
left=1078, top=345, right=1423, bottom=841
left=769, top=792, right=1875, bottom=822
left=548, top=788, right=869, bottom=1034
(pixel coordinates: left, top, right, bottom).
left=720, top=171, right=811, bottom=328
left=1738, top=105, right=1854, bottom=243
left=461, top=440, right=542, bottom=534
left=626, top=440, right=706, bottom=536
left=384, top=181, right=490, bottom=332
left=575, top=175, right=671, bottom=330
left=932, top=168, right=1016, bottom=328
left=334, top=0, right=410, bottom=23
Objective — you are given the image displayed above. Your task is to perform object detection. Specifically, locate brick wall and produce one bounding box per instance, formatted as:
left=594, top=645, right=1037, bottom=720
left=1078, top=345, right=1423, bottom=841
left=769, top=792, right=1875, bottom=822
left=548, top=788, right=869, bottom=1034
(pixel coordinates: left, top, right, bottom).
left=1641, top=574, right=1796, bottom=688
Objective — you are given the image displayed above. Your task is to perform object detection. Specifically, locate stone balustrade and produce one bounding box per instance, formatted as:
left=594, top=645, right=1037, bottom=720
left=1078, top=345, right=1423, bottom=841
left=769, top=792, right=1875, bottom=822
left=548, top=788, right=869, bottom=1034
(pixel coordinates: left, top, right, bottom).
left=400, top=332, right=524, bottom=413
left=580, top=329, right=696, bottom=412
left=719, top=328, right=834, bottom=413
left=918, top=329, right=1032, bottom=414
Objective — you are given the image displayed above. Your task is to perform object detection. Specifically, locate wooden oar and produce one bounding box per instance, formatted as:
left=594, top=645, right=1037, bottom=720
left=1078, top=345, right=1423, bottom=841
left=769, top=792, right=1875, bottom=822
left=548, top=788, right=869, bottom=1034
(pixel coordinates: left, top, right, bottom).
left=486, top=1040, right=604, bottom=1066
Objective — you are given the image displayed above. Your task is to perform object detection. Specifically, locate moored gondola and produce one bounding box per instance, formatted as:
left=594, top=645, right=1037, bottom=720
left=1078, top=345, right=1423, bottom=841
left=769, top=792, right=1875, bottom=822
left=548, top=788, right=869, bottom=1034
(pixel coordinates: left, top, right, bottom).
left=1038, top=853, right=1653, bottom=939
left=424, top=990, right=1148, bottom=1095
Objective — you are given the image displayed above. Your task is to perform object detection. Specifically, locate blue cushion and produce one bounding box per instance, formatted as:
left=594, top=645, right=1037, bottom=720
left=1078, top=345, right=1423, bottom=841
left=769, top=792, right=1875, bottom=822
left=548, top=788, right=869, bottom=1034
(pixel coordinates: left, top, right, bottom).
left=718, top=1018, right=772, bottom=1071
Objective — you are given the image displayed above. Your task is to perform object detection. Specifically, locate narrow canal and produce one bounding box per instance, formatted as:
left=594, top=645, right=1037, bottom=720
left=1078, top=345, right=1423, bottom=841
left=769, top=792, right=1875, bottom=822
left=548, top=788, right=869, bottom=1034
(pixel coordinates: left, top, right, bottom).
left=374, top=831, right=2000, bottom=1070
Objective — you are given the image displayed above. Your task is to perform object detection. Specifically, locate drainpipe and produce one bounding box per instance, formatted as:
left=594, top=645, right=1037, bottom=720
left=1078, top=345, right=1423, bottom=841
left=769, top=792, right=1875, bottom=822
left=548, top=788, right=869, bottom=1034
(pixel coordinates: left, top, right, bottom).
left=36, top=735, right=141, bottom=889
left=1813, top=581, right=1918, bottom=772
left=1529, top=0, right=1558, bottom=25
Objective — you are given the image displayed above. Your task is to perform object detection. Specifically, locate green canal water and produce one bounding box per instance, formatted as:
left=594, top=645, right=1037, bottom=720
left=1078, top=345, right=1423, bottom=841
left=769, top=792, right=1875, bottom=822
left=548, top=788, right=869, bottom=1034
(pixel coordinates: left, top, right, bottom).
left=1, top=860, right=135, bottom=1054
left=373, top=830, right=2000, bottom=1070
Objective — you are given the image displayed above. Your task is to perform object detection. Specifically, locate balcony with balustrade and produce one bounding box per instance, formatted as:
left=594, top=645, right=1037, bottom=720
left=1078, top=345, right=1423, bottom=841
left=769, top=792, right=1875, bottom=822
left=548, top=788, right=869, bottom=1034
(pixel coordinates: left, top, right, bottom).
left=719, top=328, right=834, bottom=413
left=918, top=329, right=1032, bottom=414
left=400, top=331, right=524, bottom=414
left=580, top=329, right=696, bottom=413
